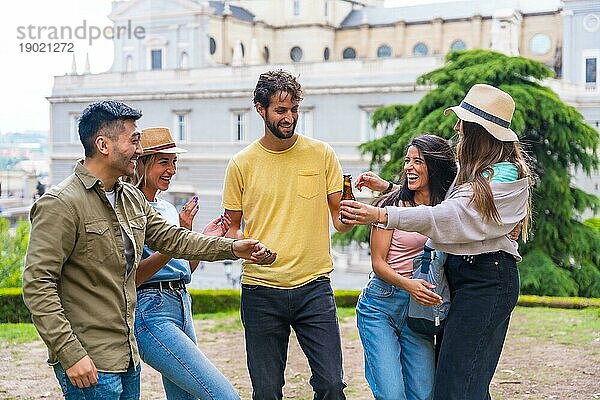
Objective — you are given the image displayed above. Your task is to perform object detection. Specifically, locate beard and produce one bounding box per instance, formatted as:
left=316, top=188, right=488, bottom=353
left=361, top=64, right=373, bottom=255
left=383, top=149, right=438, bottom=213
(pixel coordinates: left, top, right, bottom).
left=266, top=114, right=297, bottom=139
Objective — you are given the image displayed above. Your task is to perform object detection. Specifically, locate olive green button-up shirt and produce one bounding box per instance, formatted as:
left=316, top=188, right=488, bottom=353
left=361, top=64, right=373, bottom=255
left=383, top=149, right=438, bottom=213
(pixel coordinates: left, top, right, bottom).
left=23, top=162, right=236, bottom=372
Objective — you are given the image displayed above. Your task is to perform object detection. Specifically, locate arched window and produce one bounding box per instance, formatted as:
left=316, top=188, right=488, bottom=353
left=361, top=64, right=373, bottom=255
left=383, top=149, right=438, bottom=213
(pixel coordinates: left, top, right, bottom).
left=179, top=51, right=189, bottom=69
left=343, top=47, right=356, bottom=59
left=263, top=46, right=270, bottom=63
left=209, top=36, right=216, bottom=55
left=125, top=55, right=133, bottom=72
left=377, top=44, right=392, bottom=58
left=413, top=42, right=428, bottom=57
left=290, top=46, right=303, bottom=62
left=323, top=47, right=330, bottom=61
left=240, top=42, right=245, bottom=57
left=450, top=40, right=467, bottom=51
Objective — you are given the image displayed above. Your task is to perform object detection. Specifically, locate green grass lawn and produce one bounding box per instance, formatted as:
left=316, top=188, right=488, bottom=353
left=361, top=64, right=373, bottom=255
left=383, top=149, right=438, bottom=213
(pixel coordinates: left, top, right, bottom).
left=510, top=306, right=600, bottom=347
left=0, top=323, right=40, bottom=345
left=2, top=306, right=598, bottom=347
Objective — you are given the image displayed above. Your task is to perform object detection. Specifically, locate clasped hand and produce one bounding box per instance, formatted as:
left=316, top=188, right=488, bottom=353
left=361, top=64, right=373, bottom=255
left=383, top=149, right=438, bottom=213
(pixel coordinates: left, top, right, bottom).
left=232, top=240, right=277, bottom=265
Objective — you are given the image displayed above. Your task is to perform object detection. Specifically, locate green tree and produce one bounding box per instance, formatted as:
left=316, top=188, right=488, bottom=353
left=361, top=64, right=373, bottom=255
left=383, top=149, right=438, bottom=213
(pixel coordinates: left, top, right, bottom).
left=0, top=218, right=30, bottom=288
left=336, top=50, right=600, bottom=297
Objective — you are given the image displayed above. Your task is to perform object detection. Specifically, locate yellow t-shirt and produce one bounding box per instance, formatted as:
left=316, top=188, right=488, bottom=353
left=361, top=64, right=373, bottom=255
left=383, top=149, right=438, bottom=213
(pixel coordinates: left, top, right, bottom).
left=222, top=135, right=343, bottom=288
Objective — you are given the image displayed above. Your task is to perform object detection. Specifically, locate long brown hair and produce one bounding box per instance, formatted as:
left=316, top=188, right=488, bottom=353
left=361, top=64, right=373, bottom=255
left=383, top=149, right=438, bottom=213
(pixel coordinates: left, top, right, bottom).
left=379, top=134, right=457, bottom=208
left=456, top=121, right=532, bottom=240
left=124, top=154, right=156, bottom=190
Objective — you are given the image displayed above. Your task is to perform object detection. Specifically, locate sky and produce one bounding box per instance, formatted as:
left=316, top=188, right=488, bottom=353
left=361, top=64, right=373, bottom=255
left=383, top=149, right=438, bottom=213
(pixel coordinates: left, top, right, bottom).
left=0, top=0, right=455, bottom=134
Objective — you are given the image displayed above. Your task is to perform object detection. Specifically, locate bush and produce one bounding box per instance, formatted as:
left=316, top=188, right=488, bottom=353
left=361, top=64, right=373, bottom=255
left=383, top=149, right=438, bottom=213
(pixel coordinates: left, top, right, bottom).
left=189, top=289, right=241, bottom=314
left=2, top=288, right=597, bottom=324
left=571, top=260, right=600, bottom=298
left=0, top=288, right=31, bottom=323
left=519, top=249, right=579, bottom=297
left=333, top=290, right=361, bottom=308
left=0, top=218, right=30, bottom=288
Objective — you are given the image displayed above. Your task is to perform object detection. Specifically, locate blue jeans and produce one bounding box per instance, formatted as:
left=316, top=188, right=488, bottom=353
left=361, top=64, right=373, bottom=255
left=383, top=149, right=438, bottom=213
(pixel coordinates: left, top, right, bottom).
left=434, top=252, right=519, bottom=400
left=356, top=275, right=435, bottom=400
left=241, top=277, right=346, bottom=400
left=135, top=288, right=239, bottom=400
left=53, top=360, right=140, bottom=399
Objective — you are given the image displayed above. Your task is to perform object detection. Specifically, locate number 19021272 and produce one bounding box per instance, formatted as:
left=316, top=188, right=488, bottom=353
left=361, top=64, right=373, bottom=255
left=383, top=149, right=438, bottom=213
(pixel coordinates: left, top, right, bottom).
left=19, top=42, right=74, bottom=52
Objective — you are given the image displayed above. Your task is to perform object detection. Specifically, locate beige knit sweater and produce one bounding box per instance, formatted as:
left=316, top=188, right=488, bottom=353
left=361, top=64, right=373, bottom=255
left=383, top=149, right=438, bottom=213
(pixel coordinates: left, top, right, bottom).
left=384, top=178, right=530, bottom=261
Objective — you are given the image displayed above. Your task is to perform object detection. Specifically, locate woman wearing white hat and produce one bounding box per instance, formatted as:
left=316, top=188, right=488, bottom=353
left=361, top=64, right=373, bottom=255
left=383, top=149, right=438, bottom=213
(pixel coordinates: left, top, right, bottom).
left=340, top=84, right=533, bottom=400
left=131, top=127, right=244, bottom=399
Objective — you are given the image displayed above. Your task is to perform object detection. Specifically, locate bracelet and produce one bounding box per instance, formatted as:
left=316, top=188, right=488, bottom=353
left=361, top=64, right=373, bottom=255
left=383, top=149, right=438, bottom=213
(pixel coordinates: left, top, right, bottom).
left=382, top=181, right=394, bottom=194
left=376, top=208, right=383, bottom=225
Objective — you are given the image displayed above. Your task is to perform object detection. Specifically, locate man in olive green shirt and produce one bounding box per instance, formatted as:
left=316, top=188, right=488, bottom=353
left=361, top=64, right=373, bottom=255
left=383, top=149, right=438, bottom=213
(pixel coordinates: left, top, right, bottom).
left=22, top=101, right=275, bottom=399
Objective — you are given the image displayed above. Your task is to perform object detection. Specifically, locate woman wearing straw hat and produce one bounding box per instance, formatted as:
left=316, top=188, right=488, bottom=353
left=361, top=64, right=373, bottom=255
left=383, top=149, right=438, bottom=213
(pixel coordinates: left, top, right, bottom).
left=340, top=84, right=533, bottom=399
left=131, top=127, right=245, bottom=399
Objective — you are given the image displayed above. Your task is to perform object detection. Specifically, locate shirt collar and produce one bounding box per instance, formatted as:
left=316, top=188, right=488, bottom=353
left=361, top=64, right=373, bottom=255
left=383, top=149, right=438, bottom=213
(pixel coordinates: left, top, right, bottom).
left=74, top=160, right=123, bottom=193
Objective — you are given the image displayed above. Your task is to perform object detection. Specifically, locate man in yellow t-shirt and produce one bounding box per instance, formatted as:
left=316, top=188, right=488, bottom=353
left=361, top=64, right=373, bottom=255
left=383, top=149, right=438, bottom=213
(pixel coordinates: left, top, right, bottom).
left=223, top=70, right=352, bottom=399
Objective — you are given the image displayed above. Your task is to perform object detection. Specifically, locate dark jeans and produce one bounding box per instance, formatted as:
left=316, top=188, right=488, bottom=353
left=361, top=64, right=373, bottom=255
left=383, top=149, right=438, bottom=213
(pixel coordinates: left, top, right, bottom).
left=433, top=252, right=519, bottom=400
left=241, top=277, right=347, bottom=400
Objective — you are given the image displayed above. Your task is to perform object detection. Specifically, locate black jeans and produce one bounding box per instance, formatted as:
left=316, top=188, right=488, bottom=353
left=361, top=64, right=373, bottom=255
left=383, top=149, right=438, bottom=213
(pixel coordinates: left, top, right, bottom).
left=434, top=252, right=519, bottom=400
left=241, top=277, right=347, bottom=400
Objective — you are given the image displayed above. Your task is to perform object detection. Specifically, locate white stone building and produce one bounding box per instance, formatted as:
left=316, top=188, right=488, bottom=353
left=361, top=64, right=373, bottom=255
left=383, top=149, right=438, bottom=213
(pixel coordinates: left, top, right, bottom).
left=48, top=0, right=599, bottom=227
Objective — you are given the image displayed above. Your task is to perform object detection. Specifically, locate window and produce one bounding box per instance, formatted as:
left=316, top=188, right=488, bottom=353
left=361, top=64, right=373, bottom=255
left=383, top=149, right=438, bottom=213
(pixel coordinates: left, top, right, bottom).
left=125, top=55, right=133, bottom=72
left=586, top=57, right=597, bottom=84
left=324, top=0, right=328, bottom=17
left=323, top=47, right=330, bottom=61
left=179, top=51, right=189, bottom=69
left=450, top=40, right=467, bottom=51
left=361, top=108, right=384, bottom=142
left=290, top=46, right=303, bottom=62
left=232, top=111, right=248, bottom=142
left=240, top=42, right=245, bottom=57
left=343, top=47, right=356, bottom=59
left=173, top=112, right=190, bottom=142
left=530, top=34, right=551, bottom=55
left=264, top=46, right=270, bottom=63
left=297, top=110, right=313, bottom=137
left=151, top=49, right=162, bottom=70
left=413, top=43, right=428, bottom=57
left=209, top=37, right=216, bottom=55
left=377, top=44, right=392, bottom=58
left=70, top=113, right=82, bottom=143
left=293, top=0, right=300, bottom=16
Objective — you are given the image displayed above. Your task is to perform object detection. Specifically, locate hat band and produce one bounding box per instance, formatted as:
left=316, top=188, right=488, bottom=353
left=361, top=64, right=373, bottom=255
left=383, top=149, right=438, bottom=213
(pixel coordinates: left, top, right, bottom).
left=460, top=101, right=511, bottom=129
left=144, top=142, right=176, bottom=152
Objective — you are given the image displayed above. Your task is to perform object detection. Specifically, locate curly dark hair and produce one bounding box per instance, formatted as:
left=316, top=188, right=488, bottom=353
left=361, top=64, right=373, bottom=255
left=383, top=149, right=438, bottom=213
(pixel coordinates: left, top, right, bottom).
left=253, top=70, right=303, bottom=108
left=379, top=134, right=457, bottom=208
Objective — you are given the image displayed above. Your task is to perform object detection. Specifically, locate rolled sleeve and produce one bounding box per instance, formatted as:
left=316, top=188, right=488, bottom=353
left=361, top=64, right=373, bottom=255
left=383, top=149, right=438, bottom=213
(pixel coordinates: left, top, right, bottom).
left=144, top=203, right=236, bottom=261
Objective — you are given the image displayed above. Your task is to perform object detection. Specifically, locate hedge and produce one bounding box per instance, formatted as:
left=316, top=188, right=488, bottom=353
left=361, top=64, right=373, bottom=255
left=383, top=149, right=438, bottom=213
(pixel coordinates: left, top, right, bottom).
left=0, top=288, right=31, bottom=323
left=1, top=288, right=598, bottom=324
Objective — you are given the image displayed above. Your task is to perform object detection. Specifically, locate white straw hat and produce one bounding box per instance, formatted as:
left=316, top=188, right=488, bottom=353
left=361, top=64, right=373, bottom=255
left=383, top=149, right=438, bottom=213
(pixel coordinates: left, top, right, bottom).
left=444, top=84, right=519, bottom=142
left=140, top=127, right=188, bottom=155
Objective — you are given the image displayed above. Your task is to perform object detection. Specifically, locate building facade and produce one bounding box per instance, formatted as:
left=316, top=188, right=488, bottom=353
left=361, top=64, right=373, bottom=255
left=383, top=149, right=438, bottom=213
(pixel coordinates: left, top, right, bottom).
left=48, top=0, right=599, bottom=227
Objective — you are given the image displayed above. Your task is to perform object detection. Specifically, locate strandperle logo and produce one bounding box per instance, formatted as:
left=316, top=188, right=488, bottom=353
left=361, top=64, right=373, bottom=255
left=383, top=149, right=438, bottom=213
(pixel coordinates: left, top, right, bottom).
left=17, top=20, right=146, bottom=46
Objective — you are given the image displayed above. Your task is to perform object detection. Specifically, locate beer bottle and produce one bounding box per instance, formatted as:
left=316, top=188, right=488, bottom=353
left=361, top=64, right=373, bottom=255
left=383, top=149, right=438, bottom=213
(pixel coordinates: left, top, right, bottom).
left=341, top=174, right=355, bottom=201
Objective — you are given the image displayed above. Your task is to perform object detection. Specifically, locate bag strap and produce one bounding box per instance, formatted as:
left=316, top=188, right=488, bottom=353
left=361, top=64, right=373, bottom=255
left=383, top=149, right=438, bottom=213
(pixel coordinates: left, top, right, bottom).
left=421, top=245, right=433, bottom=274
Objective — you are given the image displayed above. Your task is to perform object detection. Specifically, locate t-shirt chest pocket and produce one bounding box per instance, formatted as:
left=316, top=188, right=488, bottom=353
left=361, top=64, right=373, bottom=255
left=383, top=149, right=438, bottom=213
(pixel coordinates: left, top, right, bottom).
left=297, top=170, right=321, bottom=199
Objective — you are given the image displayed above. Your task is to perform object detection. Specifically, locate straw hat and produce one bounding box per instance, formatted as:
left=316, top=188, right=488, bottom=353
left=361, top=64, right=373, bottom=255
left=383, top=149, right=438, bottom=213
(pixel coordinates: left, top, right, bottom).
left=444, top=84, right=518, bottom=142
left=140, top=127, right=187, bottom=155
